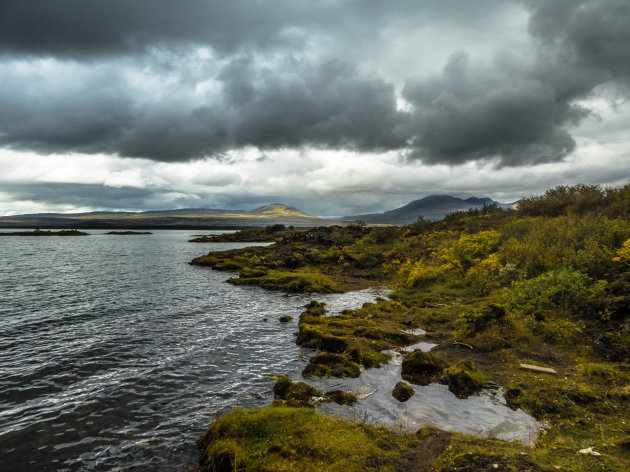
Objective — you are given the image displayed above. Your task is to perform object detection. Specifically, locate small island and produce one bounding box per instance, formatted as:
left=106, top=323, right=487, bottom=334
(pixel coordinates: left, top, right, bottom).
left=105, top=231, right=153, bottom=235
left=0, top=229, right=89, bottom=236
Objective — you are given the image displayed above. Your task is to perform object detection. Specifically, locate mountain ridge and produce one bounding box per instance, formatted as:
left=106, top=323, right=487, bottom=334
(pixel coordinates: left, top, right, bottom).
left=345, top=195, right=511, bottom=225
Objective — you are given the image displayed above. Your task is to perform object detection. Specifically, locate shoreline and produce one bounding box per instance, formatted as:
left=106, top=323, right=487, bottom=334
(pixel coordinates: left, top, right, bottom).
left=189, top=191, right=630, bottom=472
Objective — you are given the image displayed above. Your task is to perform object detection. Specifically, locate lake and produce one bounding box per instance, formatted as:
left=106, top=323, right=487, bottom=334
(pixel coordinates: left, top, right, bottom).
left=0, top=230, right=388, bottom=471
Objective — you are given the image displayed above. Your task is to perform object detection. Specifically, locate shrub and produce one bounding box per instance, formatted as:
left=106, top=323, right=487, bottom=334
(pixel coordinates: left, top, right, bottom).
left=458, top=304, right=506, bottom=335
left=613, top=238, right=630, bottom=263
left=465, top=253, right=503, bottom=294
left=502, top=268, right=607, bottom=319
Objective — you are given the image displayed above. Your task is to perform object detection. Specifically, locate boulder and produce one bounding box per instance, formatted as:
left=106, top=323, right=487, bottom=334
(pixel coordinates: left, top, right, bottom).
left=272, top=376, right=322, bottom=408
left=441, top=360, right=485, bottom=398
left=302, top=352, right=361, bottom=378
left=325, top=390, right=358, bottom=405
left=401, top=350, right=447, bottom=385
left=392, top=381, right=415, bottom=402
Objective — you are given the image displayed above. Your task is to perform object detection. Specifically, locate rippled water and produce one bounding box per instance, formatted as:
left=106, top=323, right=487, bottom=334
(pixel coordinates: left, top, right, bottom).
left=0, top=230, right=388, bottom=471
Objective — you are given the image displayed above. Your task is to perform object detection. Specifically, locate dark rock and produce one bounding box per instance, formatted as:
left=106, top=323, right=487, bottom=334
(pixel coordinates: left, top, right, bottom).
left=392, top=381, right=415, bottom=402
left=272, top=375, right=322, bottom=408
left=273, top=375, right=292, bottom=399
left=441, top=360, right=485, bottom=399
left=324, top=390, right=358, bottom=405
left=302, top=352, right=361, bottom=378
left=401, top=350, right=447, bottom=385
left=505, top=388, right=522, bottom=410
left=279, top=315, right=293, bottom=322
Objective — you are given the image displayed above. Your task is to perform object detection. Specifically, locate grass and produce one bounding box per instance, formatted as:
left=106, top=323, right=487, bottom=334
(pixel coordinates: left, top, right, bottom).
left=196, top=407, right=451, bottom=472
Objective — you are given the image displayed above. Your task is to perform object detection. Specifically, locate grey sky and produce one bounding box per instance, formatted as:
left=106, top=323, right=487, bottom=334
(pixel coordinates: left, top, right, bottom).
left=0, top=0, right=629, bottom=215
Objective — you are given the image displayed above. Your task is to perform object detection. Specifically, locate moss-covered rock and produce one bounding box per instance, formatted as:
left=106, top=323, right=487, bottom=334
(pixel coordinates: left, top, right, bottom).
left=325, top=390, right=358, bottom=405
left=392, top=381, right=415, bottom=402
left=401, top=350, right=447, bottom=385
left=302, top=352, right=361, bottom=378
left=305, top=300, right=327, bottom=315
left=230, top=270, right=342, bottom=293
left=296, top=327, right=349, bottom=353
left=272, top=376, right=322, bottom=408
left=272, top=375, right=292, bottom=399
left=279, top=315, right=293, bottom=322
left=441, top=360, right=485, bottom=398
left=458, top=303, right=506, bottom=334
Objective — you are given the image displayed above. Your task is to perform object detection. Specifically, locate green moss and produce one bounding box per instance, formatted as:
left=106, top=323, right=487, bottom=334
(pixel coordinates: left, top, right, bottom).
left=302, top=352, right=360, bottom=378
left=278, top=315, right=293, bottom=323
left=392, top=381, right=415, bottom=402
left=296, top=299, right=417, bottom=372
left=401, top=350, right=447, bottom=386
left=239, top=266, right=269, bottom=278
left=457, top=303, right=506, bottom=335
left=324, top=390, right=358, bottom=406
left=441, top=360, right=485, bottom=399
left=272, top=376, right=321, bottom=408
left=272, top=375, right=292, bottom=399
left=229, top=270, right=342, bottom=293
left=196, top=407, right=449, bottom=472
left=196, top=407, right=565, bottom=472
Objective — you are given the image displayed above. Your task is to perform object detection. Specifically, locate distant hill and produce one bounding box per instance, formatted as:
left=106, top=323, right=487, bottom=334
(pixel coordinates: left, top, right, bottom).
left=0, top=196, right=516, bottom=229
left=0, top=204, right=330, bottom=229
left=345, top=195, right=510, bottom=225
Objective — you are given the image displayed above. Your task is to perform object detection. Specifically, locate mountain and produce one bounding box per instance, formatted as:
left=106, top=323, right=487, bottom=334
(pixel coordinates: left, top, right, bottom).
left=0, top=204, right=329, bottom=229
left=248, top=204, right=313, bottom=218
left=346, top=195, right=507, bottom=225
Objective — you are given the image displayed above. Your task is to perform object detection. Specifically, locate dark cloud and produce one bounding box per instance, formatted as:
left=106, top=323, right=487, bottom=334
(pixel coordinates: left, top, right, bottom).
left=0, top=0, right=629, bottom=167
left=0, top=57, right=404, bottom=161
left=399, top=0, right=630, bottom=166
left=401, top=52, right=586, bottom=166
left=217, top=58, right=405, bottom=152
left=0, top=0, right=293, bottom=57
left=0, top=0, right=495, bottom=59
left=2, top=182, right=158, bottom=210
left=527, top=0, right=630, bottom=80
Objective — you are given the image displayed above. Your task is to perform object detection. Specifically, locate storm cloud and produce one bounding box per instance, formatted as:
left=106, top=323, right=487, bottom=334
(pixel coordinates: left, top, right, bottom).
left=0, top=56, right=404, bottom=161
left=2, top=0, right=628, bottom=165
left=400, top=0, right=630, bottom=166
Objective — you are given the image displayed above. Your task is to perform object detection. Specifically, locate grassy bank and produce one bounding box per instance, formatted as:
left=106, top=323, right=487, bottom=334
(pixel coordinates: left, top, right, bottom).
left=193, top=184, right=630, bottom=471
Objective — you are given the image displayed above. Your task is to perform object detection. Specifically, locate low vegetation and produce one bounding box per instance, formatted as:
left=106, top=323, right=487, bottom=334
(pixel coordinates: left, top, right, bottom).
left=194, top=183, right=630, bottom=471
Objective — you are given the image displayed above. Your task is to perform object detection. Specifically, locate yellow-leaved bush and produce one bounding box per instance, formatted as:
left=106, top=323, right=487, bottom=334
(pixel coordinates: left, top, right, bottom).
left=613, top=238, right=630, bottom=263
